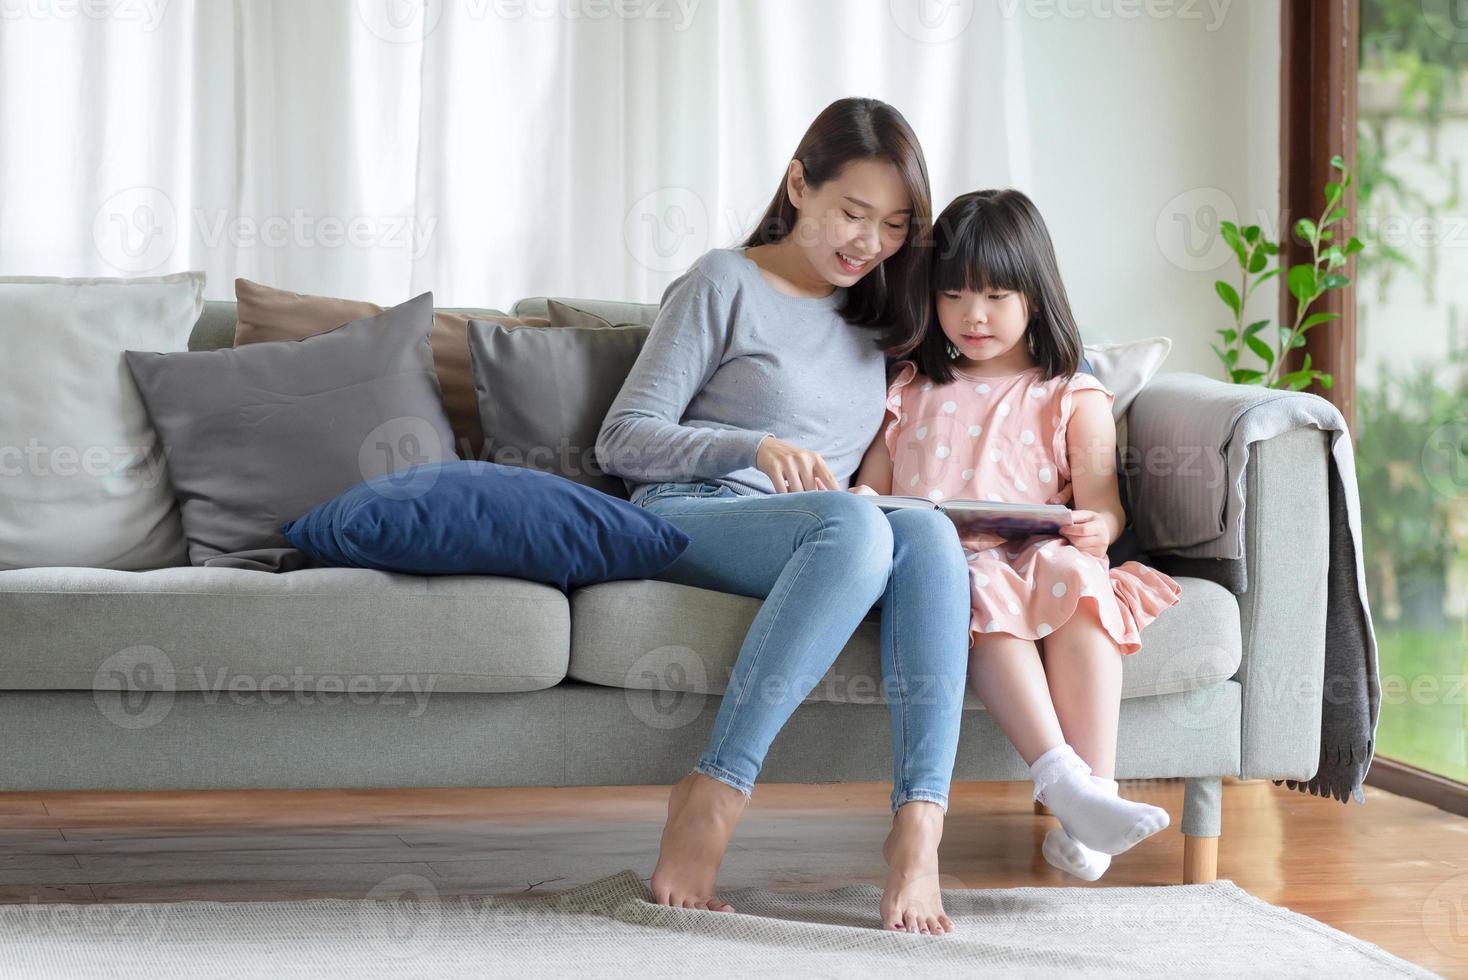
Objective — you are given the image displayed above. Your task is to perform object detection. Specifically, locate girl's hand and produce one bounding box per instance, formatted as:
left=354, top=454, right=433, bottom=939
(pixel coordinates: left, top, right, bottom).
left=1059, top=509, right=1110, bottom=557
left=848, top=484, right=879, bottom=496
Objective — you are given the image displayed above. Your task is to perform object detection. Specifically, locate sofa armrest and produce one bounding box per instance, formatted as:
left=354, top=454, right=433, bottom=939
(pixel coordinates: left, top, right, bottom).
left=1235, top=425, right=1330, bottom=779
left=1127, top=374, right=1330, bottom=782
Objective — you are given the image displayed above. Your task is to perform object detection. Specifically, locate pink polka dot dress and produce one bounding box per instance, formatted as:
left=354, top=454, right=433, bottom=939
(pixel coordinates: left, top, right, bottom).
left=883, top=359, right=1181, bottom=654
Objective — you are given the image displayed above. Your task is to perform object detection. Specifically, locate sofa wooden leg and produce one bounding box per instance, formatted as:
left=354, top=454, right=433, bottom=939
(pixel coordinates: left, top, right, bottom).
left=1181, top=777, right=1222, bottom=884
left=1183, top=835, right=1218, bottom=883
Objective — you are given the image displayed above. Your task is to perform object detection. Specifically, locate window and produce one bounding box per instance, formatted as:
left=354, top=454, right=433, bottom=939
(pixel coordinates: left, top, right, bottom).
left=1355, top=0, right=1468, bottom=783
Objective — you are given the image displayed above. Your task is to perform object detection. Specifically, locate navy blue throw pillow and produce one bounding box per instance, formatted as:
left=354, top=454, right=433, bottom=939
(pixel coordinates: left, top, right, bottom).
left=281, top=460, right=690, bottom=591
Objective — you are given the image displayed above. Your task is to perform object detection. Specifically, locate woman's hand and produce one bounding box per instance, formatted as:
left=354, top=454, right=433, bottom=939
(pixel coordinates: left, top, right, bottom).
left=848, top=484, right=879, bottom=496
left=755, top=435, right=839, bottom=493
left=1059, top=509, right=1110, bottom=558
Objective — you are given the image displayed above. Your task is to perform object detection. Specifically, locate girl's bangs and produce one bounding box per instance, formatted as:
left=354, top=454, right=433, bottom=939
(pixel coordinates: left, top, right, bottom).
left=932, top=216, right=1034, bottom=295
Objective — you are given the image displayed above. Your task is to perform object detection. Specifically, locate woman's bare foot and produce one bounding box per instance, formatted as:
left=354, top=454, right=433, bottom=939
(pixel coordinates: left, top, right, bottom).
left=649, top=771, right=748, bottom=912
left=880, top=801, right=955, bottom=934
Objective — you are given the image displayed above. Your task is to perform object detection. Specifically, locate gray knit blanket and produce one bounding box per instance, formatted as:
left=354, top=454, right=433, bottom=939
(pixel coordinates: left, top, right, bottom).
left=1127, top=373, right=1379, bottom=803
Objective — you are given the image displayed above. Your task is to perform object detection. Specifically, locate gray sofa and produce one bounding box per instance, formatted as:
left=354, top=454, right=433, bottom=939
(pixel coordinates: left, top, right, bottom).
left=0, top=299, right=1332, bottom=885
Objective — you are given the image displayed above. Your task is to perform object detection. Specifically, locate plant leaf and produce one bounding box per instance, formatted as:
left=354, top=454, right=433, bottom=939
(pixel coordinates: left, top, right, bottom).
left=1215, top=280, right=1241, bottom=315
left=1220, top=222, right=1247, bottom=266
left=1287, top=264, right=1317, bottom=304
left=1300, top=311, right=1339, bottom=330
left=1295, top=217, right=1318, bottom=243
left=1245, top=334, right=1275, bottom=366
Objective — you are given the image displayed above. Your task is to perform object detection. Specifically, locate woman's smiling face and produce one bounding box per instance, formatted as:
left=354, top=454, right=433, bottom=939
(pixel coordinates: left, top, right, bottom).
left=787, top=157, right=913, bottom=287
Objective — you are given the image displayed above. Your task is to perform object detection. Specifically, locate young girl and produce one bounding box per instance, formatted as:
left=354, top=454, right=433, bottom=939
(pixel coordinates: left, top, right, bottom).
left=851, top=189, right=1183, bottom=881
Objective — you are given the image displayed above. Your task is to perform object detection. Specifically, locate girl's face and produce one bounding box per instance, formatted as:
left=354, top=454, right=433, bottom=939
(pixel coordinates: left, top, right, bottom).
left=936, top=284, right=1032, bottom=370
left=787, top=157, right=913, bottom=287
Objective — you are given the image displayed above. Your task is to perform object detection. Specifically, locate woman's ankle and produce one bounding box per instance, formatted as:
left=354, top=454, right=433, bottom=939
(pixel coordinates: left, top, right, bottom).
left=683, top=771, right=750, bottom=812
left=894, top=799, right=945, bottom=824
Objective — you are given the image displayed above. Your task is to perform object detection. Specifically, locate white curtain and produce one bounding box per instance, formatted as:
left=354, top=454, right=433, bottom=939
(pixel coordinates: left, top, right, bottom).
left=0, top=0, right=1027, bottom=306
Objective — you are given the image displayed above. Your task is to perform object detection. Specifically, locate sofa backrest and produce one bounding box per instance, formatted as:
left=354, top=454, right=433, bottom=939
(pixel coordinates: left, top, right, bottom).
left=510, top=297, right=659, bottom=326
left=188, top=302, right=512, bottom=352
left=189, top=296, right=661, bottom=352
left=190, top=302, right=241, bottom=351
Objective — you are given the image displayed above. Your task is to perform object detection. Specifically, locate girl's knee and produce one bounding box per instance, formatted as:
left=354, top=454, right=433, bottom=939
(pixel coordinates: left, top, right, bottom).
left=970, top=632, right=1039, bottom=657
left=1047, top=608, right=1110, bottom=643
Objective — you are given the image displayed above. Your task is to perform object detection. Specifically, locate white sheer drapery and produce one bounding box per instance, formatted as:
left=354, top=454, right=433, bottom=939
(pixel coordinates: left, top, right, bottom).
left=0, top=0, right=1026, bottom=305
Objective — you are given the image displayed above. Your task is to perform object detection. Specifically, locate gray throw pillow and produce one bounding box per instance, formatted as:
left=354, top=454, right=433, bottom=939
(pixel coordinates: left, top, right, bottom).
left=125, top=292, right=458, bottom=570
left=467, top=320, right=649, bottom=498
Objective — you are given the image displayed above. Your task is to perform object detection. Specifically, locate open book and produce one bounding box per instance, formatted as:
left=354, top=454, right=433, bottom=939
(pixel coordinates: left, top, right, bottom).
left=868, top=495, right=1073, bottom=538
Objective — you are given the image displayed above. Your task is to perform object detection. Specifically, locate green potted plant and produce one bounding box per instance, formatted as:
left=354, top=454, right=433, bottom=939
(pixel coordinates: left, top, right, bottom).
left=1210, top=156, right=1365, bottom=390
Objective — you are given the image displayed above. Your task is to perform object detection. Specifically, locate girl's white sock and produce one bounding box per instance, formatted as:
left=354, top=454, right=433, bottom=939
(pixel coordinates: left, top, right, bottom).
left=1042, top=776, right=1117, bottom=881
left=1029, top=745, right=1169, bottom=855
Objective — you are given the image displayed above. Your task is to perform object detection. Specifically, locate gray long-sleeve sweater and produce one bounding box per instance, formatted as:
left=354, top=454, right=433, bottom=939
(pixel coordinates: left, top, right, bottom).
left=595, top=247, right=890, bottom=504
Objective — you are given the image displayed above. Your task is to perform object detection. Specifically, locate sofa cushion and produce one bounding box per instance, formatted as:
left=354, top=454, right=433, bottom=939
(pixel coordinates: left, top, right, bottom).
left=125, top=293, right=459, bottom=570
left=0, top=566, right=569, bottom=693
left=568, top=575, right=1240, bottom=707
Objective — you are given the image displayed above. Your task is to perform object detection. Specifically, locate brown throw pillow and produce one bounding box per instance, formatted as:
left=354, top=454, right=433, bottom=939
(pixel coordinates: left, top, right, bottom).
left=234, top=278, right=548, bottom=460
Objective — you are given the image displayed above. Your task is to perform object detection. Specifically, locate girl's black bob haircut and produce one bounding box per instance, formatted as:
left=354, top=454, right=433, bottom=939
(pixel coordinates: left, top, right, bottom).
left=909, top=188, right=1083, bottom=385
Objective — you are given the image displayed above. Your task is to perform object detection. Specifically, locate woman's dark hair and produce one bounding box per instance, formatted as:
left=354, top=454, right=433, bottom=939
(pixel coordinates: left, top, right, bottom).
left=910, top=188, right=1083, bottom=385
left=742, top=97, right=932, bottom=354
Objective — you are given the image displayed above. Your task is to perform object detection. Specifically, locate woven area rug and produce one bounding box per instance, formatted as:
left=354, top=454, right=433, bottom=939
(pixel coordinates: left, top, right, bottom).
left=0, top=869, right=1434, bottom=978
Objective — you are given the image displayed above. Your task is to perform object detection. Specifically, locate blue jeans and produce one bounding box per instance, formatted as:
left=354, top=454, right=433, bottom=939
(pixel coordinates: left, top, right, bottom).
left=636, top=480, right=970, bottom=812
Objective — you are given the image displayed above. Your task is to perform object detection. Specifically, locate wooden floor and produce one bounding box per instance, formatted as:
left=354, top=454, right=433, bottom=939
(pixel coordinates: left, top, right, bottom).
left=0, top=778, right=1462, bottom=975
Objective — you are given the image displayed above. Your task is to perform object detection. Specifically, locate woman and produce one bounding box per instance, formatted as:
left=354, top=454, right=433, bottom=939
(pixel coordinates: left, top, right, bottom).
left=595, top=98, right=971, bottom=935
